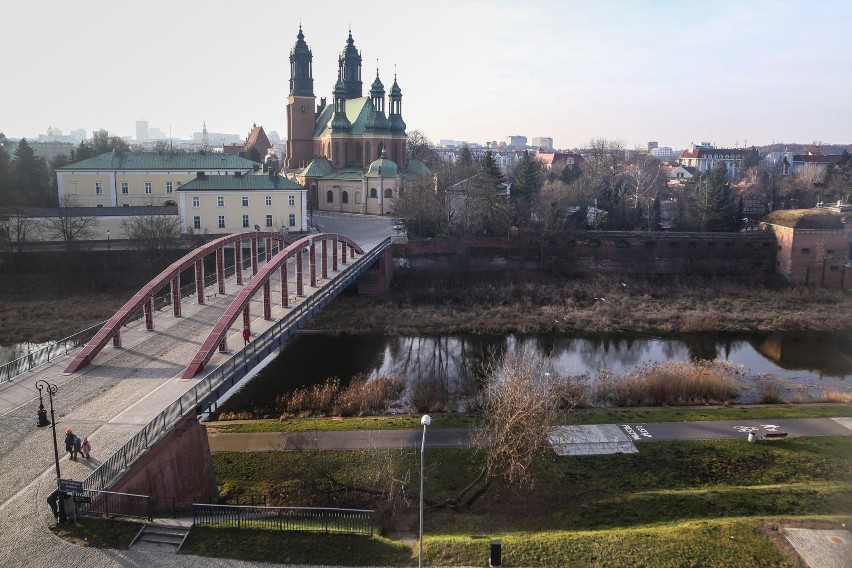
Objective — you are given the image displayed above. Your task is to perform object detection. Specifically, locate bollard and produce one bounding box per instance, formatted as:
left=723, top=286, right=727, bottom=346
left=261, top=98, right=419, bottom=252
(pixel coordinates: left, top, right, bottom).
left=490, top=539, right=502, bottom=567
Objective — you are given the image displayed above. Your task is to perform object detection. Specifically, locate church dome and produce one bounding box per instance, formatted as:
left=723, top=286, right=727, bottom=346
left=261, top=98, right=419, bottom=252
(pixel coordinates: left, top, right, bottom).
left=366, top=152, right=399, bottom=178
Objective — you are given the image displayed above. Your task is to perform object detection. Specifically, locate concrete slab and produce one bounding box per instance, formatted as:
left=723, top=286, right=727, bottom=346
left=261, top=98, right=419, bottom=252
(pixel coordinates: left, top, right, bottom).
left=549, top=424, right=638, bottom=456
left=831, top=417, right=852, bottom=431
left=785, top=528, right=852, bottom=568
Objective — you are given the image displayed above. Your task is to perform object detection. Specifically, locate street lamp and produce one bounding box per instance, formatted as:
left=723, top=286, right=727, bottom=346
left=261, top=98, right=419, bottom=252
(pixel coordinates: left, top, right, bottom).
left=419, top=414, right=431, bottom=568
left=107, top=229, right=110, bottom=251
left=36, top=380, right=65, bottom=523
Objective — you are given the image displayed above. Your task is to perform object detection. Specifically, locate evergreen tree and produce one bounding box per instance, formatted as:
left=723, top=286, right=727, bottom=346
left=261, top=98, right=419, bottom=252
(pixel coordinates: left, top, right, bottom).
left=560, top=163, right=581, bottom=184
left=688, top=163, right=739, bottom=231
left=511, top=150, right=542, bottom=223
left=466, top=151, right=511, bottom=236
left=458, top=145, right=473, bottom=168
left=11, top=139, right=51, bottom=206
left=0, top=133, right=10, bottom=206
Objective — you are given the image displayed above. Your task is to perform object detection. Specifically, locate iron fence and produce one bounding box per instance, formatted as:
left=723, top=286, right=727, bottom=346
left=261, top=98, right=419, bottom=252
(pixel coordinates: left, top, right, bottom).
left=80, top=238, right=391, bottom=496
left=75, top=489, right=153, bottom=521
left=193, top=504, right=374, bottom=536
left=0, top=323, right=104, bottom=384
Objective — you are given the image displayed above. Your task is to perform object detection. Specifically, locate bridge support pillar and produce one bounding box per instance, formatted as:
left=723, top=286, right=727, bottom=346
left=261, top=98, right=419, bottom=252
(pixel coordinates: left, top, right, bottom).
left=342, top=241, right=348, bottom=264
left=195, top=260, right=205, bottom=305
left=218, top=338, right=227, bottom=353
left=281, top=262, right=289, bottom=307
left=263, top=280, right=272, bottom=320
left=333, top=239, right=338, bottom=271
left=358, top=245, right=394, bottom=296
left=112, top=331, right=121, bottom=347
left=310, top=242, right=317, bottom=287
left=144, top=298, right=154, bottom=330
left=171, top=276, right=181, bottom=317
left=242, top=307, right=250, bottom=333
left=216, top=247, right=225, bottom=295
left=296, top=250, right=304, bottom=296
left=265, top=237, right=273, bottom=261
left=322, top=239, right=328, bottom=279
left=235, top=241, right=243, bottom=285
left=251, top=238, right=258, bottom=275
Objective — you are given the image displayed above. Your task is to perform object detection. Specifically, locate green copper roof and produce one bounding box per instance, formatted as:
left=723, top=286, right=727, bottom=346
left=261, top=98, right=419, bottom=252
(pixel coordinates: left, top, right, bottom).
left=301, top=157, right=335, bottom=177
left=313, top=97, right=374, bottom=137
left=58, top=151, right=259, bottom=171
left=366, top=156, right=399, bottom=178
left=406, top=159, right=430, bottom=175
left=178, top=174, right=305, bottom=192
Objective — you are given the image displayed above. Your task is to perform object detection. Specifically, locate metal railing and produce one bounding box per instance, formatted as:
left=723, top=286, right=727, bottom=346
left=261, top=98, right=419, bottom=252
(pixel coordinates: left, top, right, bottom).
left=193, top=504, right=374, bottom=536
left=76, top=489, right=153, bottom=521
left=80, top=238, right=391, bottom=495
left=0, top=324, right=104, bottom=384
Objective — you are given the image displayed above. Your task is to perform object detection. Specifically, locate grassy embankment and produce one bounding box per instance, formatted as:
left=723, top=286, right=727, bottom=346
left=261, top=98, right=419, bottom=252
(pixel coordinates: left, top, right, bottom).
left=2, top=272, right=851, bottom=345
left=185, top=436, right=852, bottom=566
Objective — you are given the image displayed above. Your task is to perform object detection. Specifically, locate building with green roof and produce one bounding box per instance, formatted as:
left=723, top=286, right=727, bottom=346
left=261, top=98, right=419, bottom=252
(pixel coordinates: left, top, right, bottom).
left=283, top=26, right=430, bottom=216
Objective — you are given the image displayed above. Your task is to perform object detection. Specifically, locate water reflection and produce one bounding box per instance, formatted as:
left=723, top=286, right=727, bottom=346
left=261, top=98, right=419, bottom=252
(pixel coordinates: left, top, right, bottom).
left=219, top=331, right=851, bottom=415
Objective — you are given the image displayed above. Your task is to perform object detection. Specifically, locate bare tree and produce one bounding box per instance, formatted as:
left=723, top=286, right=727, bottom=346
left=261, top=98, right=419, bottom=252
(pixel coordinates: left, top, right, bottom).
left=43, top=195, right=98, bottom=248
left=0, top=209, right=39, bottom=252
left=121, top=214, right=181, bottom=268
left=395, top=174, right=448, bottom=238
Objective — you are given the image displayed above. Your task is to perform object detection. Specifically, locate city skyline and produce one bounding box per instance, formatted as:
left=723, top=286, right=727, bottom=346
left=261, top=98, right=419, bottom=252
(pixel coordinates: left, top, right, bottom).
left=4, top=0, right=851, bottom=151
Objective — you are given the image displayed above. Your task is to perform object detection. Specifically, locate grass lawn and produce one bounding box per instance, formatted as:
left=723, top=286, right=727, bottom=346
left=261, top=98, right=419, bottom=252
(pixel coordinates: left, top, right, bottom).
left=50, top=517, right=144, bottom=548
left=207, top=436, right=852, bottom=566
left=205, top=403, right=852, bottom=433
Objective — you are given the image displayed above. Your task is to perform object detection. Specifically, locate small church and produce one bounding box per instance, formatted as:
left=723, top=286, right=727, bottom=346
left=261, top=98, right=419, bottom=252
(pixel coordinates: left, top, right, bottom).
left=281, top=26, right=429, bottom=216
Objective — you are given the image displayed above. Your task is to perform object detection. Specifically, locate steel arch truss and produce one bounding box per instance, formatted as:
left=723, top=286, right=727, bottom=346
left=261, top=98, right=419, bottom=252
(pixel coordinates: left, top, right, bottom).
left=64, top=231, right=290, bottom=374
left=181, top=233, right=363, bottom=380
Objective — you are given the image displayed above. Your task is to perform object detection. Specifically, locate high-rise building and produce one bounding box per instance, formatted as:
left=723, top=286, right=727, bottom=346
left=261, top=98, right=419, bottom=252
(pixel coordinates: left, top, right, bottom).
left=136, top=120, right=149, bottom=142
left=506, top=135, right=527, bottom=148
left=532, top=137, right=553, bottom=151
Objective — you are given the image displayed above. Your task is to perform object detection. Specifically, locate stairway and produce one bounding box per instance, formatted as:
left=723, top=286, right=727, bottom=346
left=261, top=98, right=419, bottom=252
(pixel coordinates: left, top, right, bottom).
left=130, top=521, right=191, bottom=552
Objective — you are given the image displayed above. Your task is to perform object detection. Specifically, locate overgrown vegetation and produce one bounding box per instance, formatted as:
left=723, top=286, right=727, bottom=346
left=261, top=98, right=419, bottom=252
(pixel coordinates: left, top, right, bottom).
left=50, top=517, right=143, bottom=548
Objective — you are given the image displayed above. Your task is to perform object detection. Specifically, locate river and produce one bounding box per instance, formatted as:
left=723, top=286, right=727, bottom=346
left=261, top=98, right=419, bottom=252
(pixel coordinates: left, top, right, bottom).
left=217, top=331, right=852, bottom=415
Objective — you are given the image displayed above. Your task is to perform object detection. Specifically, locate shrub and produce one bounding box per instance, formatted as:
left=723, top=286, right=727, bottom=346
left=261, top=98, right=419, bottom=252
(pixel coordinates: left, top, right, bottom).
left=409, top=376, right=448, bottom=413
left=747, top=373, right=790, bottom=404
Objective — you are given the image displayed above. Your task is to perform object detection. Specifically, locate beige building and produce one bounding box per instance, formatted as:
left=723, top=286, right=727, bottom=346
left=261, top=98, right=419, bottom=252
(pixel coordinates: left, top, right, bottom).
left=56, top=152, right=258, bottom=208
left=177, top=172, right=307, bottom=236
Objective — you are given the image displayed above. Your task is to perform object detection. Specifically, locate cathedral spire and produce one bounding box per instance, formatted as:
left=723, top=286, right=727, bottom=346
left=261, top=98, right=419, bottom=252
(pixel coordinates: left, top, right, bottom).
left=331, top=70, right=352, bottom=131
left=388, top=70, right=405, bottom=132
left=289, top=25, right=314, bottom=97
left=338, top=29, right=362, bottom=99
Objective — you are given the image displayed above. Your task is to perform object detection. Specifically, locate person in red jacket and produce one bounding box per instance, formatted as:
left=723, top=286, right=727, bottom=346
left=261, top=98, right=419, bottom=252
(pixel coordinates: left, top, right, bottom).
left=243, top=328, right=251, bottom=345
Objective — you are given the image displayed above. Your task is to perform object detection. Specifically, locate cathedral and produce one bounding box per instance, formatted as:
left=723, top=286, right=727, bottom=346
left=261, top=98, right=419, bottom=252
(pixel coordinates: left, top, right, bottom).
left=282, top=26, right=429, bottom=216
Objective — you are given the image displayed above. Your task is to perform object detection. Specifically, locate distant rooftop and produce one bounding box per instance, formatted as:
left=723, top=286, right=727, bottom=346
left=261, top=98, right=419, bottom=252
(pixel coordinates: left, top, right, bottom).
left=58, top=151, right=259, bottom=171
left=764, top=209, right=844, bottom=230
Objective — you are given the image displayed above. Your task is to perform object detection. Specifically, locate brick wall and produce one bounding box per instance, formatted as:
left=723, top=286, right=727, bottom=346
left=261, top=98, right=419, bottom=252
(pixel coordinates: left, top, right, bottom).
left=768, top=223, right=851, bottom=288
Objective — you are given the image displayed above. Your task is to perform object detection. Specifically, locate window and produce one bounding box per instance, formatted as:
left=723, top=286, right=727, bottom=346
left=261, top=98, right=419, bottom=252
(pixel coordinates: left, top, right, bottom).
left=370, top=188, right=377, bottom=198
left=192, top=196, right=200, bottom=208
left=121, top=182, right=128, bottom=194
left=289, top=213, right=296, bottom=227
left=144, top=182, right=152, bottom=194
left=827, top=249, right=835, bottom=255
left=96, top=204, right=103, bottom=208
left=242, top=214, right=250, bottom=228
left=193, top=216, right=201, bottom=230
left=94, top=182, right=103, bottom=195
left=123, top=203, right=129, bottom=208
left=326, top=190, right=333, bottom=203
left=165, top=181, right=173, bottom=194
left=288, top=195, right=295, bottom=206
left=217, top=196, right=225, bottom=207
left=342, top=191, right=349, bottom=204
left=265, top=214, right=273, bottom=227
left=384, top=187, right=393, bottom=198
left=218, top=215, right=225, bottom=228
left=801, top=248, right=811, bottom=254
left=242, top=196, right=249, bottom=207
left=265, top=195, right=272, bottom=206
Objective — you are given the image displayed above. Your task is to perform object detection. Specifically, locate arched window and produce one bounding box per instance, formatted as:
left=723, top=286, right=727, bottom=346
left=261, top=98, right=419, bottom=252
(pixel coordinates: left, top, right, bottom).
left=355, top=143, right=362, bottom=162
left=342, top=191, right=349, bottom=204
left=163, top=200, right=177, bottom=207
left=333, top=142, right=339, bottom=164
left=384, top=187, right=393, bottom=198
left=370, top=187, right=377, bottom=198
left=326, top=190, right=334, bottom=203
left=365, top=143, right=371, bottom=163
left=355, top=191, right=361, bottom=203
left=377, top=142, right=384, bottom=158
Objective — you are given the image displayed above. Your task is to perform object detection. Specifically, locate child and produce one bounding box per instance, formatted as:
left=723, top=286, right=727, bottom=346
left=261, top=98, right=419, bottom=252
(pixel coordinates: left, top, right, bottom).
left=81, top=438, right=91, bottom=459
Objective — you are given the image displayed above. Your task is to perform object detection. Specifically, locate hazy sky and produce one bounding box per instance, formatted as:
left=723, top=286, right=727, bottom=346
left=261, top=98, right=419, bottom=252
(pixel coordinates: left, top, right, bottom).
left=5, top=0, right=850, bottom=150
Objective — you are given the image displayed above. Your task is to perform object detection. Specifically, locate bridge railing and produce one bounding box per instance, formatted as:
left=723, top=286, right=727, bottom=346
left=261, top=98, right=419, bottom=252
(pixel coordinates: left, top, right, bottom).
left=193, top=504, right=374, bottom=536
left=80, top=237, right=391, bottom=495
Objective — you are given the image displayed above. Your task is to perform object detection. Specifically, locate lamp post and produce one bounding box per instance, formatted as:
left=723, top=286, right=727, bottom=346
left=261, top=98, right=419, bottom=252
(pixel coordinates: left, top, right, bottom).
left=419, top=414, right=431, bottom=568
left=107, top=229, right=110, bottom=251
left=36, top=380, right=65, bottom=523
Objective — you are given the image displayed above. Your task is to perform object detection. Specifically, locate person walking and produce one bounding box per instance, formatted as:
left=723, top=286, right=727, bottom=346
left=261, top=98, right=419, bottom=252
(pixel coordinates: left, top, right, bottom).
left=64, top=428, right=79, bottom=460
left=81, top=437, right=91, bottom=459
left=243, top=328, right=251, bottom=345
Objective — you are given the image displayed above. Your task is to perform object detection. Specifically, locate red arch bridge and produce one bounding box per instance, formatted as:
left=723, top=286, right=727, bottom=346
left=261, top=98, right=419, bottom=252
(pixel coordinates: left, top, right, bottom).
left=64, top=231, right=392, bottom=414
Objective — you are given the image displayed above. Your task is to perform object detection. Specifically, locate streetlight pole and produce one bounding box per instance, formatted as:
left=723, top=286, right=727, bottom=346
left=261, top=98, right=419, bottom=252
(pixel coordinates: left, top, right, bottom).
left=36, top=380, right=65, bottom=523
left=107, top=229, right=110, bottom=251
left=419, top=414, right=431, bottom=568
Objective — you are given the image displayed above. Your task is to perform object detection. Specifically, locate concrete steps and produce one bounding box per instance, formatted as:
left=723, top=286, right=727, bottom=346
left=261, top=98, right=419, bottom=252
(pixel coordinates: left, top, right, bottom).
left=130, top=522, right=191, bottom=551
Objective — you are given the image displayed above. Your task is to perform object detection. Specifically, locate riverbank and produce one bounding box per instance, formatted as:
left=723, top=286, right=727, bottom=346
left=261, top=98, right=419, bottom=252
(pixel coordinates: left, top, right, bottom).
left=305, top=273, right=852, bottom=335
left=1, top=272, right=850, bottom=346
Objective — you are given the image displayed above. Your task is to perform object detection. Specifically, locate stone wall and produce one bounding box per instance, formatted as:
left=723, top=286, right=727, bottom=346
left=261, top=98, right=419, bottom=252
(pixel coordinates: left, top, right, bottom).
left=109, top=416, right=218, bottom=511
left=394, top=230, right=777, bottom=278
left=768, top=224, right=850, bottom=287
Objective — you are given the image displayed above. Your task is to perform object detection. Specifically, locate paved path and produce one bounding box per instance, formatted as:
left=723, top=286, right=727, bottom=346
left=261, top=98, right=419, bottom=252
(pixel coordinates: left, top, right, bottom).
left=206, top=417, right=852, bottom=453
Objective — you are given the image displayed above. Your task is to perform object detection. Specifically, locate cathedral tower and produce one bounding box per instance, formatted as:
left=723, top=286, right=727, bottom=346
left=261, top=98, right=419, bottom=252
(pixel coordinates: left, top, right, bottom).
left=338, top=29, right=363, bottom=100
left=286, top=25, right=316, bottom=168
